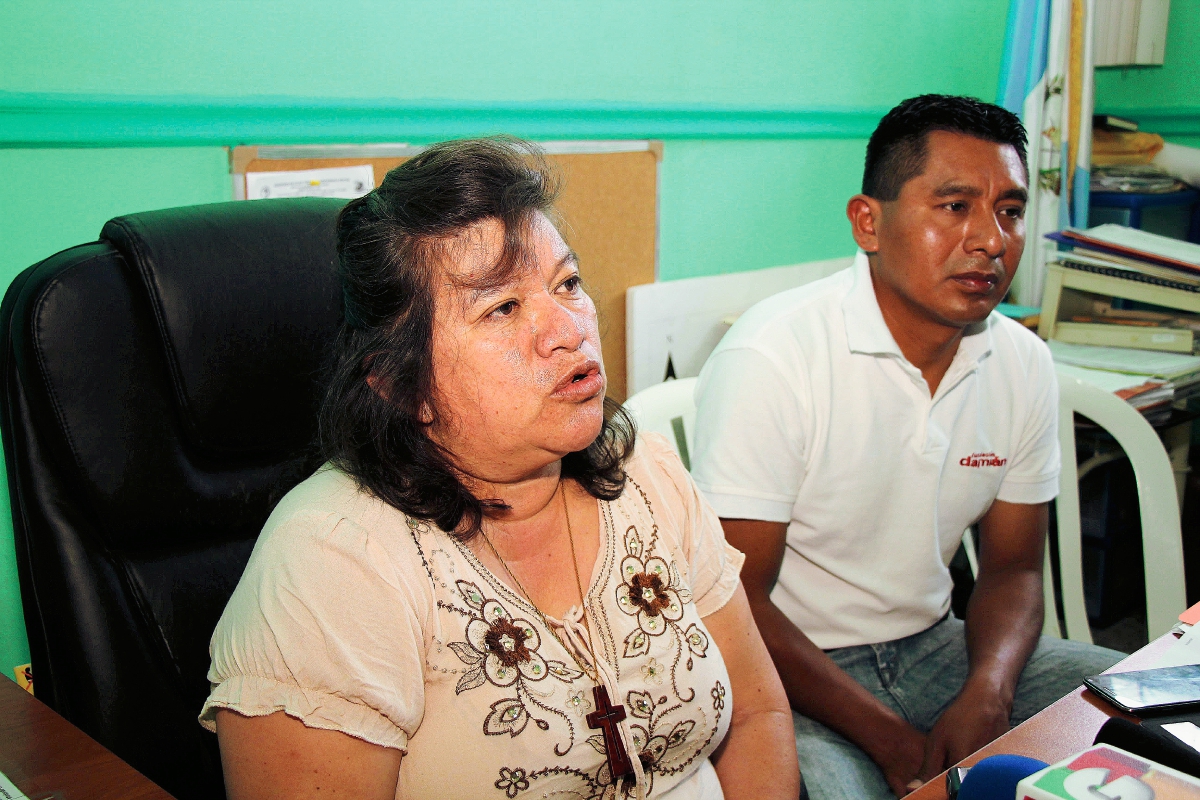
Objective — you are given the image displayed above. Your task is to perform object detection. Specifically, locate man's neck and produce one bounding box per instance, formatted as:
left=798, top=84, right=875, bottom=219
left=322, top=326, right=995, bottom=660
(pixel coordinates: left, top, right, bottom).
left=870, top=274, right=966, bottom=397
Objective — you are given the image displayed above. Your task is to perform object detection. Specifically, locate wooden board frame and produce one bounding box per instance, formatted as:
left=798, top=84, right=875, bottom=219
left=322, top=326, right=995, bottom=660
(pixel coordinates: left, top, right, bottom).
left=231, top=142, right=661, bottom=400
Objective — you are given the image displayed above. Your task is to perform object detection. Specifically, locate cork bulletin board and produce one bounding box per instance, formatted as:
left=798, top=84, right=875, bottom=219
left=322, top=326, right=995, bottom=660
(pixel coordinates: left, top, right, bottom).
left=231, top=142, right=661, bottom=400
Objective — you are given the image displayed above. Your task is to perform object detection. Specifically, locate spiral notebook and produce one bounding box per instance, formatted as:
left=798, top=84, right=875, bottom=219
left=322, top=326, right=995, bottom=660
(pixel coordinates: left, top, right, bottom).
left=1056, top=256, right=1200, bottom=294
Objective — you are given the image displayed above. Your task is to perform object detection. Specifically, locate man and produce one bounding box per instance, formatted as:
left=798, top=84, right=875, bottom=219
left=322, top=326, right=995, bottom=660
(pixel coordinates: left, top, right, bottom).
left=691, top=95, right=1122, bottom=800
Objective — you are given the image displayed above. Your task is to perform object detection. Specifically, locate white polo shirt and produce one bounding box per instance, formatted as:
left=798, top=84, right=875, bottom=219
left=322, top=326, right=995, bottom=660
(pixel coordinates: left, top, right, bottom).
left=691, top=252, right=1060, bottom=650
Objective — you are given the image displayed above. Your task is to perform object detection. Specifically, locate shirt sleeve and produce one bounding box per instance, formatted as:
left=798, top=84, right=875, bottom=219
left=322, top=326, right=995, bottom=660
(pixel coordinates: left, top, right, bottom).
left=996, top=337, right=1061, bottom=505
left=198, top=510, right=428, bottom=752
left=640, top=432, right=745, bottom=618
left=690, top=346, right=808, bottom=522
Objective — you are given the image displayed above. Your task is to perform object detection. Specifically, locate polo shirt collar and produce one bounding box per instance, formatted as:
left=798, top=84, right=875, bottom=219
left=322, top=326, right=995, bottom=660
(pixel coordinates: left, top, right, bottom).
left=842, top=250, right=903, bottom=357
left=841, top=249, right=995, bottom=368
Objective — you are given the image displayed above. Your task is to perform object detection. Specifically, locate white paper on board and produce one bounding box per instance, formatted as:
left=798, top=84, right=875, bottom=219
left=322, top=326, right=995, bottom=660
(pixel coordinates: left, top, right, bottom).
left=1163, top=722, right=1200, bottom=754
left=0, top=769, right=30, bottom=800
left=245, top=165, right=375, bottom=200
left=1153, top=627, right=1200, bottom=669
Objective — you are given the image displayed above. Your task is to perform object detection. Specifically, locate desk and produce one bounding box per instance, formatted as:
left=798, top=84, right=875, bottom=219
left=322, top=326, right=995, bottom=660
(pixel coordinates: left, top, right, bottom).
left=0, top=678, right=174, bottom=800
left=908, top=632, right=1180, bottom=799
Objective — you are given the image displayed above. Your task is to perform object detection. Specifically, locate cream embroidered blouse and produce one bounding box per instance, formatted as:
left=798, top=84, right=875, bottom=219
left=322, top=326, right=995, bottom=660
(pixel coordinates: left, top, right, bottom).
left=199, top=433, right=744, bottom=799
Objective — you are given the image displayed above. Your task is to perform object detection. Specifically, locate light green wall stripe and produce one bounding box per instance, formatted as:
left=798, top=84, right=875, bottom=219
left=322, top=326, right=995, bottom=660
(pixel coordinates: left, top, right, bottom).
left=0, top=93, right=886, bottom=147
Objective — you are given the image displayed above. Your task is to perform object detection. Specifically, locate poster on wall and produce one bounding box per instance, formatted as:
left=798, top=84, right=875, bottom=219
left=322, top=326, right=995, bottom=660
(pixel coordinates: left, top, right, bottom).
left=244, top=165, right=375, bottom=200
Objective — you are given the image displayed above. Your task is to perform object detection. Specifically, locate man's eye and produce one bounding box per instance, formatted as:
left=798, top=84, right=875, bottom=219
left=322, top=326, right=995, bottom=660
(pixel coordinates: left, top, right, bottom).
left=945, top=201, right=967, bottom=212
left=561, top=276, right=581, bottom=292
left=1002, top=207, right=1025, bottom=219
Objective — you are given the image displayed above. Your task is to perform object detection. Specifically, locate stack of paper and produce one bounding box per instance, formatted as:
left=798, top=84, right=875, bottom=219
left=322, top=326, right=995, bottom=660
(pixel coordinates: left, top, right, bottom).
left=1055, top=362, right=1175, bottom=412
left=1050, top=341, right=1200, bottom=414
left=1064, top=224, right=1200, bottom=270
left=1049, top=340, right=1200, bottom=380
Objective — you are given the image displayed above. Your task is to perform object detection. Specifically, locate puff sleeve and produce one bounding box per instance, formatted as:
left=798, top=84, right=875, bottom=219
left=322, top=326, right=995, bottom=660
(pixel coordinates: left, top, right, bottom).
left=638, top=432, right=745, bottom=618
left=199, top=505, right=430, bottom=752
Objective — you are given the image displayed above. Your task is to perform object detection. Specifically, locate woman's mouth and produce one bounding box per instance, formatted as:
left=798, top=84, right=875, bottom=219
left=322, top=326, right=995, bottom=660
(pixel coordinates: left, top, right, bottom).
left=552, top=362, right=604, bottom=400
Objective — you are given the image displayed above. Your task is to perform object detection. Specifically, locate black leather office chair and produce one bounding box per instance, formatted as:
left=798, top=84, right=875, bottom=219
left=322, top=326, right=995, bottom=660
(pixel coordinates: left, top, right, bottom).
left=0, top=198, right=346, bottom=800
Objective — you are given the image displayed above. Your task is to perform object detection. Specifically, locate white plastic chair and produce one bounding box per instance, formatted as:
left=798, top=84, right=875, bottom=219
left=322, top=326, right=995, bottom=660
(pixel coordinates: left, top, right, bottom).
left=1050, top=371, right=1187, bottom=643
left=623, top=377, right=698, bottom=469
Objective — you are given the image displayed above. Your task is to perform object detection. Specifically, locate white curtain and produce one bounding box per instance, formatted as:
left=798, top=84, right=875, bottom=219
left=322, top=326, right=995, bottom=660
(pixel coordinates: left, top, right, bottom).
left=998, top=0, right=1096, bottom=307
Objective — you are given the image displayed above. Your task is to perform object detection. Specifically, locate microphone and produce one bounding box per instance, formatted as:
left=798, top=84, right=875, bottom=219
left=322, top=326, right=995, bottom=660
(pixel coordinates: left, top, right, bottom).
left=953, top=754, right=1049, bottom=800
left=1093, top=717, right=1200, bottom=780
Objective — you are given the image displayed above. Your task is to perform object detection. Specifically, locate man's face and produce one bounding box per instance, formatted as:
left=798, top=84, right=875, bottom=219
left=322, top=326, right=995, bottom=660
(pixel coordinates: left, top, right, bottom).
left=854, top=130, right=1028, bottom=330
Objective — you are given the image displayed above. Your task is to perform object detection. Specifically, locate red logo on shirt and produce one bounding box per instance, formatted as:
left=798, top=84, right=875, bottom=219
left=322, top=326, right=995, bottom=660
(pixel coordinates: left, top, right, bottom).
left=959, top=452, right=1007, bottom=468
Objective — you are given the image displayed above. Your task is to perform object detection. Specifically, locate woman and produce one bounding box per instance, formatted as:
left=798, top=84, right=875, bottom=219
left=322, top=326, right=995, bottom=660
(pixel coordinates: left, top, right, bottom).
left=200, top=138, right=798, bottom=799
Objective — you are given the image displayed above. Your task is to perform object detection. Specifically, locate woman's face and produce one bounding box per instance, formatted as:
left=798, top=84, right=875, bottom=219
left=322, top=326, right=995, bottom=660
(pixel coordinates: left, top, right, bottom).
left=427, top=212, right=606, bottom=484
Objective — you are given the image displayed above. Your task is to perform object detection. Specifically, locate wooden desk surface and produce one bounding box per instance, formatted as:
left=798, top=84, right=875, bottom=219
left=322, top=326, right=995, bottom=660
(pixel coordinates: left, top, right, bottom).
left=908, top=632, right=1181, bottom=800
left=0, top=678, right=175, bottom=800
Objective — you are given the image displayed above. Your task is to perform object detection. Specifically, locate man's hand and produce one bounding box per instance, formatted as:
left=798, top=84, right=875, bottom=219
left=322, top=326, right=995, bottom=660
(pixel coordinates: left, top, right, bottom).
left=913, top=683, right=1011, bottom=786
left=863, top=719, right=926, bottom=797
left=901, top=500, right=1048, bottom=792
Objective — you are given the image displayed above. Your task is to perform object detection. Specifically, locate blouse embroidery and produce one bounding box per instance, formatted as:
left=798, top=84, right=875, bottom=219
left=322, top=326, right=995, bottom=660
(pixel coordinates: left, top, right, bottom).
left=420, top=476, right=726, bottom=798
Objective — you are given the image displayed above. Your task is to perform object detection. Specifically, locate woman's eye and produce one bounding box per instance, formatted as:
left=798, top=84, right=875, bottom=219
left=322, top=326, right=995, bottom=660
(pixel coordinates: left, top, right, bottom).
left=561, top=276, right=581, bottom=293
left=491, top=300, right=518, bottom=317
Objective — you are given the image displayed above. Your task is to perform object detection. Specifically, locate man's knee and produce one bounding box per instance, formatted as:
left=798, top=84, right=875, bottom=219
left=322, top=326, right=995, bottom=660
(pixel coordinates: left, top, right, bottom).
left=793, top=711, right=894, bottom=800
left=1011, top=637, right=1124, bottom=723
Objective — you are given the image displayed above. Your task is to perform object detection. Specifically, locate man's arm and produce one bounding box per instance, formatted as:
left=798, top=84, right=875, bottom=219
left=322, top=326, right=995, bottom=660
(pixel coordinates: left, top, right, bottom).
left=916, top=500, right=1047, bottom=782
left=723, top=518, right=926, bottom=798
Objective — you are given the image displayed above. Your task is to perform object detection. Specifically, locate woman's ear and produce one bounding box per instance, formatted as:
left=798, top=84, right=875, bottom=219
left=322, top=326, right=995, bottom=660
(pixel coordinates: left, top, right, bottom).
left=367, top=370, right=435, bottom=424
left=366, top=372, right=390, bottom=401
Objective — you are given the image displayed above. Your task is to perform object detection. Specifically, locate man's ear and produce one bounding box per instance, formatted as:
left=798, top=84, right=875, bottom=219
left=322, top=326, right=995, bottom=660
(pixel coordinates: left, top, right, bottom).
left=846, top=194, right=883, bottom=254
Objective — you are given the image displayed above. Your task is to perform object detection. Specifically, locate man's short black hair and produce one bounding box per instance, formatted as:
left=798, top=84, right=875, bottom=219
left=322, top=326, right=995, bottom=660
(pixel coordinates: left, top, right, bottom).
left=862, top=94, right=1028, bottom=201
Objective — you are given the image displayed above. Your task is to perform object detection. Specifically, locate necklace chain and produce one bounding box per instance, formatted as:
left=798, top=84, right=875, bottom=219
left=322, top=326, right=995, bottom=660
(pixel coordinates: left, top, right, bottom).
left=480, top=480, right=599, bottom=683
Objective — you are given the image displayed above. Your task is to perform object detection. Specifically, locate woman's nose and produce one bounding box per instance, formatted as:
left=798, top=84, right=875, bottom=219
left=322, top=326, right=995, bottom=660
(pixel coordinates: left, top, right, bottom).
left=533, top=293, right=586, bottom=357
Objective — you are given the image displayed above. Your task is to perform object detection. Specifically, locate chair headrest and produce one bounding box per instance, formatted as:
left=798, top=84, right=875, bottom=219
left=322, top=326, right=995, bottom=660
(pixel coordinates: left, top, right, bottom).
left=101, top=198, right=346, bottom=456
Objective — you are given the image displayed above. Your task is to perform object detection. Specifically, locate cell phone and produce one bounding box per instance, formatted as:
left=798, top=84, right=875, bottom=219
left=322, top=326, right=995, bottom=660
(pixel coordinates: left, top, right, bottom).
left=1084, top=664, right=1200, bottom=714
left=945, top=766, right=969, bottom=799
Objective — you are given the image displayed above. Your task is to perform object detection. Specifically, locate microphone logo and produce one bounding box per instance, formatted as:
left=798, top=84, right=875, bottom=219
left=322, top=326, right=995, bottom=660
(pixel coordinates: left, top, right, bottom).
left=1061, top=768, right=1153, bottom=800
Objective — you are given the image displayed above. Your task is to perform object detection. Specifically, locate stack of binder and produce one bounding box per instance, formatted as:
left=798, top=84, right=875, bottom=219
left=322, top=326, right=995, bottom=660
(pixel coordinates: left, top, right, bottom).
left=1043, top=226, right=1200, bottom=416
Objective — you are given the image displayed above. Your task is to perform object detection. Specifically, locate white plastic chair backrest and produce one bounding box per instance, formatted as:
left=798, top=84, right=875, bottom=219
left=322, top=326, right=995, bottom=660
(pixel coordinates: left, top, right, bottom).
left=622, top=378, right=699, bottom=470
left=1052, top=371, right=1186, bottom=642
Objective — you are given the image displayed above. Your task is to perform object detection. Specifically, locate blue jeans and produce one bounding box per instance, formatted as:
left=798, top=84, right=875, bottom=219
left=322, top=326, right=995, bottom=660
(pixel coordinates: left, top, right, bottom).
left=793, top=615, right=1124, bottom=800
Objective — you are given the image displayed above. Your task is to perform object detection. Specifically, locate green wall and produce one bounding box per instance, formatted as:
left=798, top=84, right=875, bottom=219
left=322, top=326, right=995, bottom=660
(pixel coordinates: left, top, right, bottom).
left=0, top=0, right=1014, bottom=678
left=1094, top=0, right=1200, bottom=145
left=1094, top=0, right=1200, bottom=112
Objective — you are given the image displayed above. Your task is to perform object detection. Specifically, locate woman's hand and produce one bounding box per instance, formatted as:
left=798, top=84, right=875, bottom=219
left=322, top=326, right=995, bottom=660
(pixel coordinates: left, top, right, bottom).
left=216, top=709, right=403, bottom=800
left=705, top=582, right=801, bottom=799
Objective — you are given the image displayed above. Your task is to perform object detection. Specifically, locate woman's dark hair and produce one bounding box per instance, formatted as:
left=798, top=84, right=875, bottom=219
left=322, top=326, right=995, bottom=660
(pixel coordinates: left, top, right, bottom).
left=863, top=94, right=1029, bottom=201
left=320, top=137, right=636, bottom=538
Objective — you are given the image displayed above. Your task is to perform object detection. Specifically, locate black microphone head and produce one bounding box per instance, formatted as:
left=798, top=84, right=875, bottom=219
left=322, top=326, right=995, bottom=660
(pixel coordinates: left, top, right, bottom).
left=1094, top=717, right=1200, bottom=780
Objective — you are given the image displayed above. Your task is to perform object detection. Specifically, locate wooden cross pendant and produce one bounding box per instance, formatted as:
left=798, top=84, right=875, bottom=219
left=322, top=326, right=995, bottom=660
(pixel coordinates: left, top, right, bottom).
left=586, top=685, right=636, bottom=783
